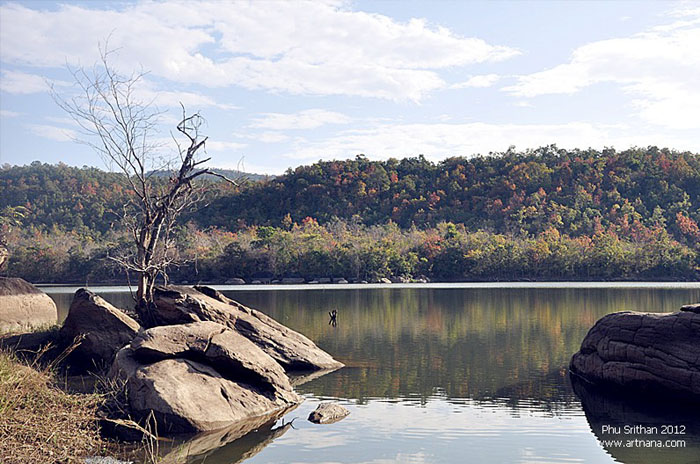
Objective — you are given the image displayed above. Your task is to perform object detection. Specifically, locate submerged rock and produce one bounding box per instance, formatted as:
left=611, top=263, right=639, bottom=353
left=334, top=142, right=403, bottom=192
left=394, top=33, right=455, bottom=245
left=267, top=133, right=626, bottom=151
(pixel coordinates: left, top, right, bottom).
left=110, top=321, right=301, bottom=434
left=308, top=402, right=350, bottom=424
left=151, top=285, right=343, bottom=371
left=0, top=277, right=57, bottom=332
left=60, top=289, right=140, bottom=368
left=570, top=309, right=700, bottom=400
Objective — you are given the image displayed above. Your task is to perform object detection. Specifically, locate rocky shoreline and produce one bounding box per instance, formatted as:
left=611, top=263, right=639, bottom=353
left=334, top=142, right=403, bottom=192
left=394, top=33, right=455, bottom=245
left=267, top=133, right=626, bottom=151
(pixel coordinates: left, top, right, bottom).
left=1, top=277, right=344, bottom=456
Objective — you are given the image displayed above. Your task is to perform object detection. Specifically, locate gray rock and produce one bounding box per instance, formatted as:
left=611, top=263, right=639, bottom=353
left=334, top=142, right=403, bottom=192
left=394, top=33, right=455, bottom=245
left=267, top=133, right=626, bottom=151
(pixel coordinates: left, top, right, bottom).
left=127, top=357, right=297, bottom=433
left=225, top=278, right=246, bottom=285
left=251, top=280, right=262, bottom=284
left=318, top=278, right=331, bottom=284
left=129, top=321, right=294, bottom=396
left=110, top=322, right=301, bottom=434
left=152, top=286, right=344, bottom=371
left=570, top=310, right=700, bottom=399
left=0, top=277, right=57, bottom=332
left=60, top=289, right=140, bottom=367
left=334, top=278, right=349, bottom=284
left=379, top=278, right=392, bottom=284
left=308, top=403, right=350, bottom=424
left=281, top=277, right=305, bottom=284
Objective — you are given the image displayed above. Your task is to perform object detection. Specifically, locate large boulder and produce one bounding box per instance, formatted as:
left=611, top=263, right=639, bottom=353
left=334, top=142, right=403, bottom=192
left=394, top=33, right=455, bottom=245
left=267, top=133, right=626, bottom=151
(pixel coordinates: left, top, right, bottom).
left=129, top=321, right=293, bottom=395
left=570, top=309, right=700, bottom=400
left=151, top=286, right=343, bottom=371
left=110, top=321, right=301, bottom=434
left=60, top=289, right=140, bottom=368
left=0, top=277, right=57, bottom=332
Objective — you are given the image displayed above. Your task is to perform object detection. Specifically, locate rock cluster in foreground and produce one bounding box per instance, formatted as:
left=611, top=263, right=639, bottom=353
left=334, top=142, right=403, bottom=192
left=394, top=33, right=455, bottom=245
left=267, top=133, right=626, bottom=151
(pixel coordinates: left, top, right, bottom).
left=570, top=306, right=700, bottom=400
left=4, top=284, right=343, bottom=436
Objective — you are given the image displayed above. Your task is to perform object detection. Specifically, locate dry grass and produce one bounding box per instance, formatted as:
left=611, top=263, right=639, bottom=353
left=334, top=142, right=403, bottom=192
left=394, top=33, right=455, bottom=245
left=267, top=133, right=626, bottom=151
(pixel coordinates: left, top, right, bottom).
left=0, top=351, right=109, bottom=464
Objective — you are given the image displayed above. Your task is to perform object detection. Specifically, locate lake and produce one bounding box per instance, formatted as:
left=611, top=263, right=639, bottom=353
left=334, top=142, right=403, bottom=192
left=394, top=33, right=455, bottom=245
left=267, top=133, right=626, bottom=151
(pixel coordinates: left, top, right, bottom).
left=43, top=283, right=700, bottom=464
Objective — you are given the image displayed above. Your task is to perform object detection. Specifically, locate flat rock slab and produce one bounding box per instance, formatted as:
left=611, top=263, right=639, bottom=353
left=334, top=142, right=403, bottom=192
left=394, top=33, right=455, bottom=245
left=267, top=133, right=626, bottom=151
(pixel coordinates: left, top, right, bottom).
left=570, top=310, right=700, bottom=399
left=152, top=285, right=343, bottom=371
left=0, top=277, right=57, bottom=332
left=308, top=403, right=350, bottom=424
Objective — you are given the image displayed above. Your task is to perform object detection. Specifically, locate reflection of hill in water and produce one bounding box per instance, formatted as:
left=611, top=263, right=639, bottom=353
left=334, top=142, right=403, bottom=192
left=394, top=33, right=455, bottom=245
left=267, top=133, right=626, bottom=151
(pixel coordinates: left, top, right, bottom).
left=572, top=375, right=700, bottom=464
left=228, top=287, right=700, bottom=408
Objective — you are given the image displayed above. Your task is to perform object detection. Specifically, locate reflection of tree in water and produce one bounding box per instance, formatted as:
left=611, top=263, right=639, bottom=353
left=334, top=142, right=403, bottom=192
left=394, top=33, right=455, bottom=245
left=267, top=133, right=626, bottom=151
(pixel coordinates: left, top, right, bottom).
left=226, top=287, right=700, bottom=409
left=571, top=375, right=700, bottom=464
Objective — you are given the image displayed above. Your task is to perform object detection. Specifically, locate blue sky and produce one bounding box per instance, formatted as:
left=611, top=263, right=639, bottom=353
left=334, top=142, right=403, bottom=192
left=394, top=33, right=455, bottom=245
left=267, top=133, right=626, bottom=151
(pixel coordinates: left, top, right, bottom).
left=1, top=0, right=699, bottom=174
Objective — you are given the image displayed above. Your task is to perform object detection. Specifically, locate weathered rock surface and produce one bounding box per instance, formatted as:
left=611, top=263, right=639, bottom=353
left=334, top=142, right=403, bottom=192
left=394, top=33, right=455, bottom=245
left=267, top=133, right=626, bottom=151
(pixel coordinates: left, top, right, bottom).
left=60, top=289, right=140, bottom=367
left=110, top=321, right=301, bottom=434
left=129, top=321, right=294, bottom=396
left=308, top=402, right=350, bottom=424
left=151, top=285, right=343, bottom=371
left=0, top=277, right=57, bottom=332
left=570, top=310, right=700, bottom=399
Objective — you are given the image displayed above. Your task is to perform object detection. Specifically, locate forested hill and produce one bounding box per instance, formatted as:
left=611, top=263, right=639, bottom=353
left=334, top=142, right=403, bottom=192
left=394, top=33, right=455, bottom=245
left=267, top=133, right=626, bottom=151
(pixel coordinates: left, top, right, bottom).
left=3, top=146, right=700, bottom=282
left=199, top=146, right=700, bottom=240
left=3, top=146, right=700, bottom=242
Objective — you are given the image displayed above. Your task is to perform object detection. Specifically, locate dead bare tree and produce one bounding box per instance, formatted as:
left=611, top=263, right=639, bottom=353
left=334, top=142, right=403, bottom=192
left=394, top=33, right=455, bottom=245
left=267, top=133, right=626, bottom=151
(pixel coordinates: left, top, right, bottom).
left=52, top=47, right=235, bottom=324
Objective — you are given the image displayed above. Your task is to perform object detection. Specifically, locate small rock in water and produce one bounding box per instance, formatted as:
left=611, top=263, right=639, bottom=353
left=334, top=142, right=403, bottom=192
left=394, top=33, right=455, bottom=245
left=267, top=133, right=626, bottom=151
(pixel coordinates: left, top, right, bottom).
left=308, top=402, right=350, bottom=424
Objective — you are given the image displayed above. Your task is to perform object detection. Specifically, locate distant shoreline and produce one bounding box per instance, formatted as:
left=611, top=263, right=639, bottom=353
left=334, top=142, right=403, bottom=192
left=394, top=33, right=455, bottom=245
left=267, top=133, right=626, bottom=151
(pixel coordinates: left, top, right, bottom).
left=38, top=281, right=700, bottom=293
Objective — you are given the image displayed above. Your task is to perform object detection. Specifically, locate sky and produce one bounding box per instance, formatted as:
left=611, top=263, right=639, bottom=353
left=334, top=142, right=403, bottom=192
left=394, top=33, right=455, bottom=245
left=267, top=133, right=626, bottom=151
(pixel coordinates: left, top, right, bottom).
left=0, top=0, right=699, bottom=175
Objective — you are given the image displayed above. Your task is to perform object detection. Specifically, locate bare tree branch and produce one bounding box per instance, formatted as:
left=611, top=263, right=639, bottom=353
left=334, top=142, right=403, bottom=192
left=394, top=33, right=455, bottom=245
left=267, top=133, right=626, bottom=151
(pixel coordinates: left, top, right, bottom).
left=51, top=45, right=224, bottom=325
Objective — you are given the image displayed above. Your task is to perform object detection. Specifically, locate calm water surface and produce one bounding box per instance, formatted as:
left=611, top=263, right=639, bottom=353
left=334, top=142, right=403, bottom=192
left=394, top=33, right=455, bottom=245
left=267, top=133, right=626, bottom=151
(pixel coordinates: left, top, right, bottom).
left=43, top=284, right=700, bottom=464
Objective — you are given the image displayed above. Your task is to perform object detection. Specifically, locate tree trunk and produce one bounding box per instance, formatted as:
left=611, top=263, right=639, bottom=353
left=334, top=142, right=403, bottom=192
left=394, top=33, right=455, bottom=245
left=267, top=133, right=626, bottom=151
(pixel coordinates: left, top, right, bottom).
left=0, top=244, right=8, bottom=272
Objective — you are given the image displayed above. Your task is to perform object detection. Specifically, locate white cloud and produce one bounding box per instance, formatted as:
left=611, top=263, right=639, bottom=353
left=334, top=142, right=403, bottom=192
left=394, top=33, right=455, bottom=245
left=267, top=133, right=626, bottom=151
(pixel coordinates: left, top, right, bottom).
left=135, top=80, right=239, bottom=110
left=0, top=70, right=49, bottom=94
left=0, top=110, right=21, bottom=118
left=250, top=109, right=352, bottom=130
left=452, top=74, right=500, bottom=88
left=205, top=140, right=247, bottom=152
left=256, top=132, right=291, bottom=144
left=503, top=9, right=700, bottom=128
left=26, top=123, right=77, bottom=142
left=281, top=121, right=699, bottom=162
left=0, top=1, right=518, bottom=101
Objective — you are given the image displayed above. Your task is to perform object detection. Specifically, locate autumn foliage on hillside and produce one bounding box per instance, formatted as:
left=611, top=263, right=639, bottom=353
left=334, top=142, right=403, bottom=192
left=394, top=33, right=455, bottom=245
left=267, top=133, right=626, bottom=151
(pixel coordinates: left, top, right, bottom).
left=1, top=145, right=699, bottom=282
